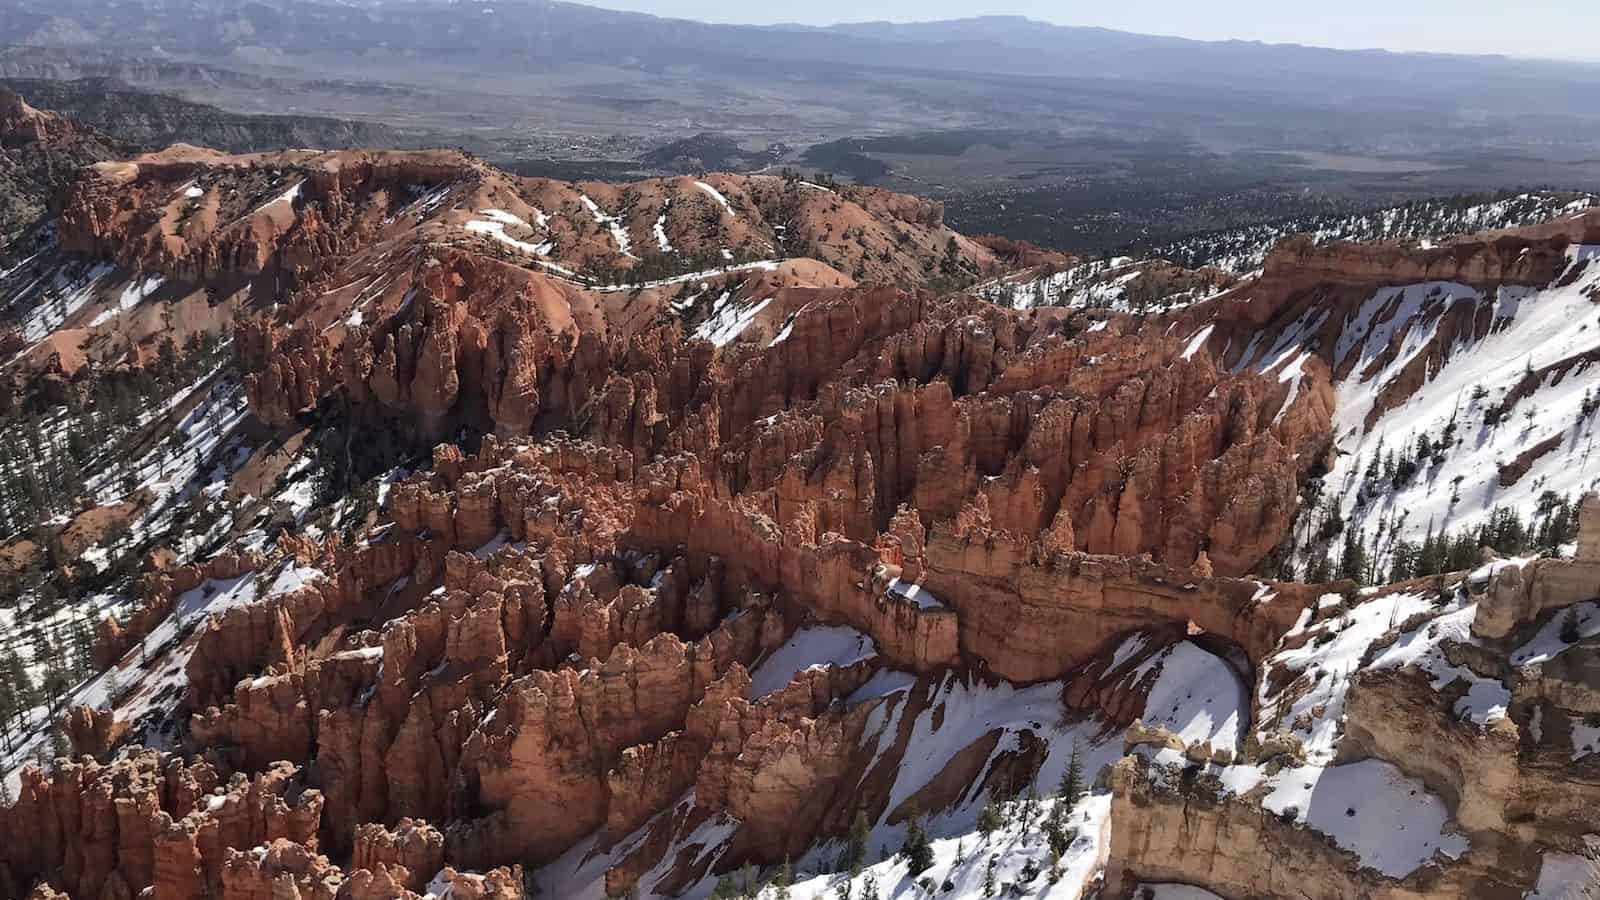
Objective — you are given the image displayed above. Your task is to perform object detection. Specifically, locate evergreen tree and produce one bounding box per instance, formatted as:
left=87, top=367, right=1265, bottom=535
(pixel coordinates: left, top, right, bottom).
left=1339, top=528, right=1368, bottom=584
left=1019, top=786, right=1039, bottom=834
left=1058, top=739, right=1085, bottom=803
left=1562, top=606, right=1584, bottom=644
left=1446, top=531, right=1480, bottom=572
left=1389, top=540, right=1418, bottom=582
left=899, top=816, right=935, bottom=875
left=1418, top=526, right=1443, bottom=576
left=859, top=875, right=880, bottom=900
left=977, top=796, right=1003, bottom=842
left=711, top=874, right=738, bottom=900
left=772, top=858, right=793, bottom=900
left=1, top=648, right=34, bottom=729
left=0, top=680, right=14, bottom=753
left=982, top=857, right=998, bottom=898
left=842, top=811, right=870, bottom=875
left=1305, top=552, right=1332, bottom=584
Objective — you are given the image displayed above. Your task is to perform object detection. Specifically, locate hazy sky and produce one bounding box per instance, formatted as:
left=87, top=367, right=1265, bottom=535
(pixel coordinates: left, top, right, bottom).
left=582, top=0, right=1600, bottom=62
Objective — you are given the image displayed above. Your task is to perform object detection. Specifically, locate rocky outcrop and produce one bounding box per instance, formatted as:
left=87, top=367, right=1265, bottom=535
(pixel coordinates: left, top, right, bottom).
left=92, top=549, right=267, bottom=670
left=1472, top=493, right=1600, bottom=639
left=1102, top=755, right=1517, bottom=899
left=0, top=753, right=323, bottom=900
left=448, top=603, right=776, bottom=867
left=921, top=527, right=1316, bottom=680
left=59, top=703, right=125, bottom=759
left=350, top=820, right=444, bottom=894
left=0, top=86, right=125, bottom=242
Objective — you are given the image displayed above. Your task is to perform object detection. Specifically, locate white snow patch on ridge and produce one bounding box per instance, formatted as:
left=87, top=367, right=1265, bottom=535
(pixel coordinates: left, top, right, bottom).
left=747, top=625, right=876, bottom=698
left=1261, top=759, right=1467, bottom=877
left=694, top=180, right=734, bottom=216
left=886, top=576, right=944, bottom=609
left=1140, top=640, right=1248, bottom=751
left=252, top=180, right=303, bottom=215
left=579, top=195, right=636, bottom=258
left=692, top=292, right=773, bottom=347
left=653, top=208, right=673, bottom=253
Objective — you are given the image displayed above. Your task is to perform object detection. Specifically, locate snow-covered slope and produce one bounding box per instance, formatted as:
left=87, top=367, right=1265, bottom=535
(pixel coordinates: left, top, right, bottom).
left=1155, top=191, right=1599, bottom=274
left=1291, top=245, right=1600, bottom=579
left=983, top=191, right=1598, bottom=316
left=538, top=633, right=1248, bottom=900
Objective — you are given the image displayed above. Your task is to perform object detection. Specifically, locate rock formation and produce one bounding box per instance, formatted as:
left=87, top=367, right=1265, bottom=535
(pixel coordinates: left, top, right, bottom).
left=8, top=121, right=1600, bottom=900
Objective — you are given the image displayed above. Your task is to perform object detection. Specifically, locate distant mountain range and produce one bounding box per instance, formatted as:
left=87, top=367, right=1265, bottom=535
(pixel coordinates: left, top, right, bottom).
left=4, top=0, right=1600, bottom=118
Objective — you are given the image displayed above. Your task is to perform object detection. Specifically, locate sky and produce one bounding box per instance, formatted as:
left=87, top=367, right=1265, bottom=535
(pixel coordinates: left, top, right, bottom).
left=580, top=0, right=1600, bottom=62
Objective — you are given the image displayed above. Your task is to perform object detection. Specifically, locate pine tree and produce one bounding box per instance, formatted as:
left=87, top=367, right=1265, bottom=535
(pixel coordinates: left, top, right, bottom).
left=1418, top=525, right=1442, bottom=576
left=1019, top=786, right=1039, bottom=834
left=1, top=649, right=33, bottom=729
left=1305, top=552, right=1332, bottom=584
left=982, top=856, right=998, bottom=898
left=977, top=796, right=1002, bottom=842
left=1389, top=540, right=1418, bottom=582
left=772, top=858, right=793, bottom=900
left=899, top=816, right=934, bottom=875
left=711, top=874, right=738, bottom=900
left=1058, top=739, right=1085, bottom=804
left=859, top=874, right=880, bottom=900
left=843, top=811, right=870, bottom=875
left=1339, top=528, right=1368, bottom=584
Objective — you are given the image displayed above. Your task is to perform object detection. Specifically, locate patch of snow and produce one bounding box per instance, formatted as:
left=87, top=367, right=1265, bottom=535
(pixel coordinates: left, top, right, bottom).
left=595, top=260, right=779, bottom=293
left=692, top=292, right=774, bottom=347
left=1512, top=601, right=1600, bottom=666
left=886, top=576, right=944, bottom=609
left=463, top=218, right=556, bottom=258
left=1140, top=641, right=1248, bottom=751
left=479, top=208, right=528, bottom=228
left=579, top=195, right=636, bottom=259
left=1528, top=849, right=1599, bottom=899
left=653, top=207, right=674, bottom=253
left=251, top=180, right=303, bottom=215
left=1180, top=324, right=1214, bottom=361
left=1261, top=759, right=1467, bottom=877
left=748, top=626, right=876, bottom=699
left=848, top=668, right=918, bottom=705
left=695, top=181, right=734, bottom=216
left=1323, top=256, right=1600, bottom=570
left=1258, top=589, right=1438, bottom=761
